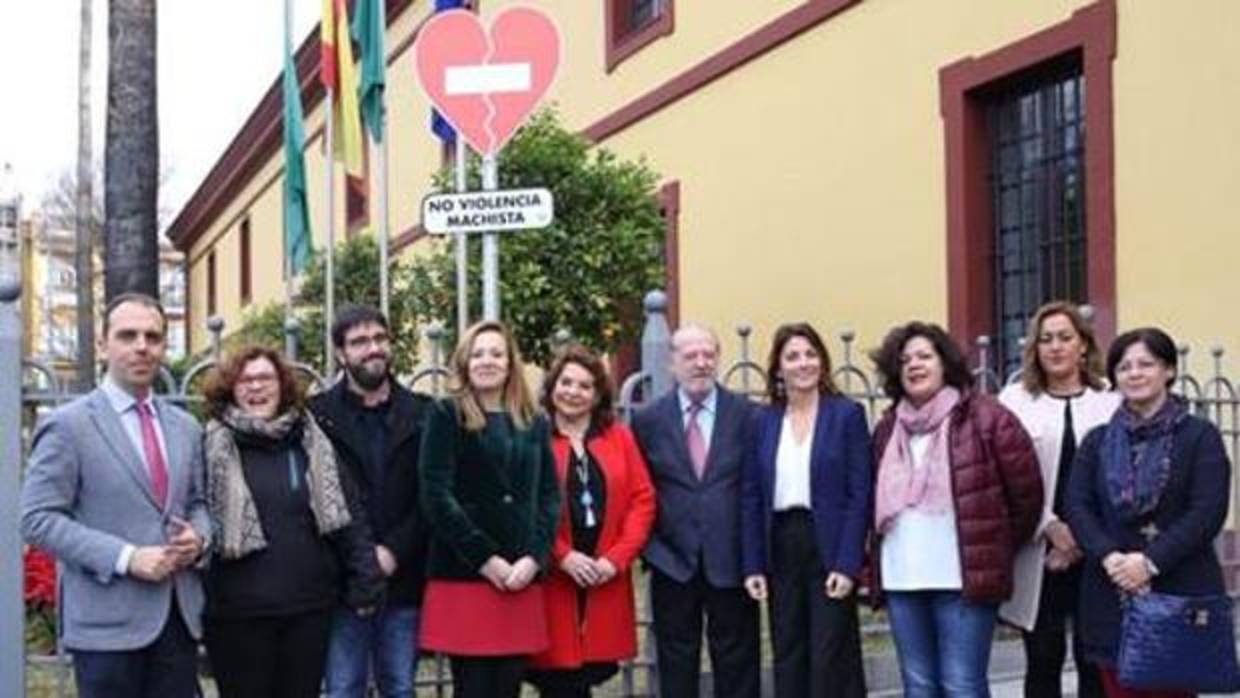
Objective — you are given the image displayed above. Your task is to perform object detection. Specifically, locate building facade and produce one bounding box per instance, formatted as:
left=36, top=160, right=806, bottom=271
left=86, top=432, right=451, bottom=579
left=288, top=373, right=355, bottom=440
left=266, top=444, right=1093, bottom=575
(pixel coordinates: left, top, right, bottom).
left=21, top=213, right=187, bottom=380
left=168, top=0, right=1240, bottom=377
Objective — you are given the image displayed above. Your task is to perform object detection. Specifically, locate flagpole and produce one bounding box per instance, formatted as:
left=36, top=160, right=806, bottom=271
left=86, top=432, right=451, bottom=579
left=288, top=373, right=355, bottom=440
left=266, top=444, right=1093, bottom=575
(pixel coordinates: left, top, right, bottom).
left=324, top=86, right=336, bottom=378
left=376, top=0, right=390, bottom=320
left=284, top=0, right=295, bottom=359
left=454, top=139, right=468, bottom=338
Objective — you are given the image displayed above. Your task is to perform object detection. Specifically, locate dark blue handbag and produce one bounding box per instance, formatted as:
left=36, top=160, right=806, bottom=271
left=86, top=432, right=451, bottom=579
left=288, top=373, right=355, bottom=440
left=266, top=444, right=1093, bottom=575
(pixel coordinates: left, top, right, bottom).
left=1118, top=591, right=1240, bottom=693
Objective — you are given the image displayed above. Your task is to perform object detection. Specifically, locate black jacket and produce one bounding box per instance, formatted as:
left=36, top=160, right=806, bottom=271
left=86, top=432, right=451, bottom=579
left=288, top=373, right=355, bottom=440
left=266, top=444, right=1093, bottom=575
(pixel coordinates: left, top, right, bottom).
left=310, top=380, right=432, bottom=606
left=204, top=420, right=384, bottom=619
left=632, top=385, right=755, bottom=587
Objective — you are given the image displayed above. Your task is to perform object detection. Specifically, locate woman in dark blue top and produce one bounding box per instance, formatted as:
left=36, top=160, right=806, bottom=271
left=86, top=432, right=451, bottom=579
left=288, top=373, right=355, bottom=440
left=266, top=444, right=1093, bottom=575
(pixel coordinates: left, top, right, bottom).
left=740, top=322, right=872, bottom=698
left=1067, top=327, right=1232, bottom=698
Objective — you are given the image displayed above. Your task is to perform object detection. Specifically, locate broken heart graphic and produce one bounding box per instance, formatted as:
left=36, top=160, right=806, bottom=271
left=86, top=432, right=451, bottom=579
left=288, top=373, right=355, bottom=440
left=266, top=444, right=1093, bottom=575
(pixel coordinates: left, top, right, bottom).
left=414, top=6, right=561, bottom=156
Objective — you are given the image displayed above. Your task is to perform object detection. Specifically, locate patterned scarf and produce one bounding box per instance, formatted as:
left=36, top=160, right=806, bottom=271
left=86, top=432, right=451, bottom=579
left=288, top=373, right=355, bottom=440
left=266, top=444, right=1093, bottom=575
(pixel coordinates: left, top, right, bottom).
left=205, top=405, right=352, bottom=560
left=1100, top=395, right=1188, bottom=523
left=874, top=386, right=961, bottom=533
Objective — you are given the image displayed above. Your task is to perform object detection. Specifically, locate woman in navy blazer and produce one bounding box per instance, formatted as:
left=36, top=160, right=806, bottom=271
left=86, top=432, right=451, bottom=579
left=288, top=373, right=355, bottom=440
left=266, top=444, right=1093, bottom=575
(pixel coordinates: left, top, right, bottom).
left=1067, top=327, right=1232, bottom=697
left=741, top=322, right=871, bottom=698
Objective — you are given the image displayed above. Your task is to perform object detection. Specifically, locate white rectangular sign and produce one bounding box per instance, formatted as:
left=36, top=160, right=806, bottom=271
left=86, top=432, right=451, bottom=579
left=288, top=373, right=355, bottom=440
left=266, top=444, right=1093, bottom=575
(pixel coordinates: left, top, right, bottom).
left=422, top=188, right=554, bottom=234
left=445, top=63, right=532, bottom=95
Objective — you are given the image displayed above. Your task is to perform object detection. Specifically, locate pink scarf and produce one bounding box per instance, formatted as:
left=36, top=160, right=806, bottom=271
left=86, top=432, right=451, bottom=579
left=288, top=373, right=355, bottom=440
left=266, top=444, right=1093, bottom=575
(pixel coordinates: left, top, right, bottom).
left=874, top=386, right=960, bottom=533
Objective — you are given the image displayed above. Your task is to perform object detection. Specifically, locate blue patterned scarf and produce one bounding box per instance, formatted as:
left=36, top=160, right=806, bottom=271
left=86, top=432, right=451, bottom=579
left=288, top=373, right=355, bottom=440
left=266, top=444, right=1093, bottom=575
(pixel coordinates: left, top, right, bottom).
left=1100, top=395, right=1189, bottom=522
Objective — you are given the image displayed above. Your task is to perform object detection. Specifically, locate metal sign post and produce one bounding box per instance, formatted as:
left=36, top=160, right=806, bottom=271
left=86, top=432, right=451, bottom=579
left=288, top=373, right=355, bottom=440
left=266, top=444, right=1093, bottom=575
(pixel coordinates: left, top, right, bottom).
left=413, top=6, right=561, bottom=325
left=480, top=153, right=499, bottom=320
left=0, top=280, right=24, bottom=697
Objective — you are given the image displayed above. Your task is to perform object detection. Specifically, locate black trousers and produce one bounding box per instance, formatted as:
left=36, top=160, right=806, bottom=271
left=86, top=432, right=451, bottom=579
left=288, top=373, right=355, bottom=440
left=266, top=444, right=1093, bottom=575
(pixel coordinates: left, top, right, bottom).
left=71, top=608, right=200, bottom=698
left=450, top=655, right=526, bottom=698
left=204, top=608, right=333, bottom=698
left=768, top=510, right=866, bottom=698
left=1022, top=566, right=1102, bottom=698
left=650, top=564, right=761, bottom=698
left=526, top=662, right=619, bottom=697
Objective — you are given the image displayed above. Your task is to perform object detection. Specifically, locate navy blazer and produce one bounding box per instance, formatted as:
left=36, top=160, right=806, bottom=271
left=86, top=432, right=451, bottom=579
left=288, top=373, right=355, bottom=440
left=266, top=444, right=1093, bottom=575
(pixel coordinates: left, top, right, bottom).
left=1067, top=413, right=1231, bottom=664
left=740, top=395, right=873, bottom=579
left=633, top=385, right=754, bottom=587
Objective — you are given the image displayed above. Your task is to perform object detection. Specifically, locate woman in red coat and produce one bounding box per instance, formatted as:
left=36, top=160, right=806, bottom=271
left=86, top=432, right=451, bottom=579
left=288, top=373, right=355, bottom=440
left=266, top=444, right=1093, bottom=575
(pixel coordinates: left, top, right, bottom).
left=526, top=344, right=657, bottom=697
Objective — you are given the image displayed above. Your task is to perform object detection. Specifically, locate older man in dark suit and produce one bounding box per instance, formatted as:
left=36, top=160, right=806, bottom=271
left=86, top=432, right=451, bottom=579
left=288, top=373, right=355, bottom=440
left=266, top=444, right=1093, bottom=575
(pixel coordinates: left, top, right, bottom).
left=22, top=293, right=209, bottom=698
left=633, top=324, right=760, bottom=698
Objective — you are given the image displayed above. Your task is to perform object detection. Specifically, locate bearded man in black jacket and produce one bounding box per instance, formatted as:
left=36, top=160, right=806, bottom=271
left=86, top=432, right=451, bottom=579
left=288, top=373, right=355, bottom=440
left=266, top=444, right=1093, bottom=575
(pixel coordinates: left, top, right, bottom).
left=312, top=305, right=432, bottom=698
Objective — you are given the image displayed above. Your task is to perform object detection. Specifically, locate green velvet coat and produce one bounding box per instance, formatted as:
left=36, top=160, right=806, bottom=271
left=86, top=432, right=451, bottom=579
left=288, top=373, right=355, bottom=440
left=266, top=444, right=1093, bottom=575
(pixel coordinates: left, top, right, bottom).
left=418, top=399, right=561, bottom=581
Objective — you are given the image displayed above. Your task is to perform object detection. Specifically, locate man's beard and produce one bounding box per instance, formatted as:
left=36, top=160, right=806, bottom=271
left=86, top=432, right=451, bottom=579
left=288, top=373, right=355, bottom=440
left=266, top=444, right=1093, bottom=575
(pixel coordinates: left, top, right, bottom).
left=346, top=357, right=389, bottom=391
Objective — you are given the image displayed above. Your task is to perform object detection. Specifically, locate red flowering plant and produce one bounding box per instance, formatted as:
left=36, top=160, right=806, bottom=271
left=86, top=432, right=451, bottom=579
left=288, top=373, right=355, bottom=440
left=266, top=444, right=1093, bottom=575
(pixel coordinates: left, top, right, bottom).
left=23, top=545, right=56, bottom=653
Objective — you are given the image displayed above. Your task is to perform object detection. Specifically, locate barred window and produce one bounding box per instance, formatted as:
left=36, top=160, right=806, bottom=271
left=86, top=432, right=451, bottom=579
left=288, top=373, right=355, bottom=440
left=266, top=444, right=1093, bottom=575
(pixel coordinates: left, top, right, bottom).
left=988, top=67, right=1087, bottom=377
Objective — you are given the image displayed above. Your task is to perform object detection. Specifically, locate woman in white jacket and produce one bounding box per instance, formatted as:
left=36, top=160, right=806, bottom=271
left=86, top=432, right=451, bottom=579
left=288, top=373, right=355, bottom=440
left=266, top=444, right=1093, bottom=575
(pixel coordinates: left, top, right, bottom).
left=998, top=302, right=1119, bottom=698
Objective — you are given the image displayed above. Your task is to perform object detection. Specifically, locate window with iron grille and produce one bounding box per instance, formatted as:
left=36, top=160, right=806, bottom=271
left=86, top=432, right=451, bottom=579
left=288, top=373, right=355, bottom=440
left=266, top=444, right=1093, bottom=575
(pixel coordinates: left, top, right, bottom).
left=628, top=0, right=660, bottom=33
left=988, top=67, right=1087, bottom=378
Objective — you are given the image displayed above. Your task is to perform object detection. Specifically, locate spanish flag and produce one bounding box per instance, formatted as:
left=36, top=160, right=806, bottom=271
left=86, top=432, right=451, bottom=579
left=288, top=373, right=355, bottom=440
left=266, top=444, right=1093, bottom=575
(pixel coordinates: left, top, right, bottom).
left=321, top=0, right=364, bottom=178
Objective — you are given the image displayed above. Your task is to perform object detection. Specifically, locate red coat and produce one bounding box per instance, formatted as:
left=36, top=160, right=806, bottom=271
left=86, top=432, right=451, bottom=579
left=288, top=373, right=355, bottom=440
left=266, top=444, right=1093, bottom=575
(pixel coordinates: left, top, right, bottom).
left=868, top=391, right=1043, bottom=605
left=528, top=421, right=656, bottom=669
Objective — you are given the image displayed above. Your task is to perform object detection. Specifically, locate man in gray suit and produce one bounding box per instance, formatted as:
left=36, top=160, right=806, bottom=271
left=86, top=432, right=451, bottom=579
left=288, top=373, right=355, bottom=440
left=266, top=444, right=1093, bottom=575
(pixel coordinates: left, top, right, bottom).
left=632, top=324, right=760, bottom=698
left=22, top=293, right=209, bottom=698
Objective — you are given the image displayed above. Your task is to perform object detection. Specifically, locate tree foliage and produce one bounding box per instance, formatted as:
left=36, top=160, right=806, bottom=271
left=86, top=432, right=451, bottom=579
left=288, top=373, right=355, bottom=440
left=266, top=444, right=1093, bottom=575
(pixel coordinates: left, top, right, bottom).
left=410, top=108, right=666, bottom=365
left=230, top=234, right=427, bottom=375
left=233, top=108, right=666, bottom=371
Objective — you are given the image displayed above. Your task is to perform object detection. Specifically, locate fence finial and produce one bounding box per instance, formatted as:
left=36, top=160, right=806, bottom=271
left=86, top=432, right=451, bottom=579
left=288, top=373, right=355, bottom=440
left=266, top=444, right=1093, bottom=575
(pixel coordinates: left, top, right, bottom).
left=283, top=316, right=300, bottom=362
left=641, top=290, right=672, bottom=398
left=0, top=280, right=18, bottom=303
left=207, top=316, right=225, bottom=361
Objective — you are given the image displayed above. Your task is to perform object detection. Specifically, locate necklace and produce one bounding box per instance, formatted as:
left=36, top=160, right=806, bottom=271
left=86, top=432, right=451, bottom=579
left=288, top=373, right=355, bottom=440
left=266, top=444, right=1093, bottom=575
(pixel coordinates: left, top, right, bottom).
left=572, top=445, right=597, bottom=529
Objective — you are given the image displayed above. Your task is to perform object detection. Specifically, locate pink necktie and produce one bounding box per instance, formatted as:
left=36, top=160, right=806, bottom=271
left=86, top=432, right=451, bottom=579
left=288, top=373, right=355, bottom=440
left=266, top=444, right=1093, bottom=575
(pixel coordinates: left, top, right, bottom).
left=685, top=402, right=708, bottom=480
left=136, top=402, right=169, bottom=508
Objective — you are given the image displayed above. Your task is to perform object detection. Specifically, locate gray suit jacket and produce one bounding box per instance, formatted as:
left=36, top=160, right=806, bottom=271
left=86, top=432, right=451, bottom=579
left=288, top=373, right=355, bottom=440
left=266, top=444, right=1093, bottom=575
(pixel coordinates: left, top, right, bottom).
left=632, top=385, right=753, bottom=587
left=21, top=388, right=209, bottom=651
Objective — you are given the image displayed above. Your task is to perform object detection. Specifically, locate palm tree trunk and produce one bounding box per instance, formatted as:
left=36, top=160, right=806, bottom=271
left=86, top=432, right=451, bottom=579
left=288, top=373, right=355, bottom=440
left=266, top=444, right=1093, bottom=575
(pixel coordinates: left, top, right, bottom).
left=75, top=0, right=96, bottom=389
left=104, top=0, right=159, bottom=301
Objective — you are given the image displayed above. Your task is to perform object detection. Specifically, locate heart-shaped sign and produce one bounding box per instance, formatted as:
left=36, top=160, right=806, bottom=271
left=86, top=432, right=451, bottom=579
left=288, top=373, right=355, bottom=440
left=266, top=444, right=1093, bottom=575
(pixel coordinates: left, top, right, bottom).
left=415, top=6, right=561, bottom=157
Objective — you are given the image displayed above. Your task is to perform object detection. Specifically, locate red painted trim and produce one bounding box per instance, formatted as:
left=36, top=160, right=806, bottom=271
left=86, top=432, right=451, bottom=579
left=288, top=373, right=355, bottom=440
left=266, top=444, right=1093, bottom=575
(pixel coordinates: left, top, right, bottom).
left=391, top=223, right=426, bottom=253
left=604, top=0, right=676, bottom=74
left=939, top=0, right=1117, bottom=350
left=659, top=180, right=681, bottom=328
left=585, top=0, right=862, bottom=143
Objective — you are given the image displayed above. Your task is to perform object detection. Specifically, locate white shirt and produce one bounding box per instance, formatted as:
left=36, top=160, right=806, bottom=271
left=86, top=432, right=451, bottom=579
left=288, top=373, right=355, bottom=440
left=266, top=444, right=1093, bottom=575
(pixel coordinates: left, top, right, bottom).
left=880, top=433, right=963, bottom=591
left=100, top=375, right=171, bottom=576
left=773, top=414, right=814, bottom=511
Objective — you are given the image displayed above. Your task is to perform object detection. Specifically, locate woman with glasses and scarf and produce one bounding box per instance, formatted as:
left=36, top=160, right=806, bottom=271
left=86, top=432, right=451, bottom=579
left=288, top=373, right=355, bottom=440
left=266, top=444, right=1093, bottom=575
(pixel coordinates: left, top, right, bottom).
left=1067, top=327, right=1231, bottom=698
left=200, top=346, right=383, bottom=698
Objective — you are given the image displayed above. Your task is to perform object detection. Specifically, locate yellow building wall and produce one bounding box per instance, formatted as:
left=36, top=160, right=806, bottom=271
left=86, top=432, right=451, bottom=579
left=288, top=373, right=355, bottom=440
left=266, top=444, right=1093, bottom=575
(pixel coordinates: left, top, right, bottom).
left=185, top=0, right=1240, bottom=377
left=1112, top=0, right=1240, bottom=376
left=595, top=0, right=1094, bottom=359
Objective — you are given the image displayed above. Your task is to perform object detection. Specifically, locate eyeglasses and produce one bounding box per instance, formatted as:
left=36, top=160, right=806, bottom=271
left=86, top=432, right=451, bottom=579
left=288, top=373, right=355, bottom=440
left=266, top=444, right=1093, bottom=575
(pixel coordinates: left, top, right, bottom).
left=345, top=333, right=390, bottom=350
left=237, top=373, right=278, bottom=387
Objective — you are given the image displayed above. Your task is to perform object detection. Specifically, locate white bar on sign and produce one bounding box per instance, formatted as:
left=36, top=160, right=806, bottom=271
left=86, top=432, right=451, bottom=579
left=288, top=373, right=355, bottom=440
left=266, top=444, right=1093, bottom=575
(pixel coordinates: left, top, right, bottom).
left=445, top=63, right=532, bottom=95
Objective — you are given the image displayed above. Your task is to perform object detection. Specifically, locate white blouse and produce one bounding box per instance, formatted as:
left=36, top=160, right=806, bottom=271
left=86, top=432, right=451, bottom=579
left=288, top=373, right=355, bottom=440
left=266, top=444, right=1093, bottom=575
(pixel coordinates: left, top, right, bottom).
left=772, top=414, right=814, bottom=511
left=880, top=433, right=963, bottom=591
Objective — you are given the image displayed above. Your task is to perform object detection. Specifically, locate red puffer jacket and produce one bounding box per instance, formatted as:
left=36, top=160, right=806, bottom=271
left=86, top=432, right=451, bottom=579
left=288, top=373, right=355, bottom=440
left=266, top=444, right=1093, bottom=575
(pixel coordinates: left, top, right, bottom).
left=868, top=391, right=1043, bottom=605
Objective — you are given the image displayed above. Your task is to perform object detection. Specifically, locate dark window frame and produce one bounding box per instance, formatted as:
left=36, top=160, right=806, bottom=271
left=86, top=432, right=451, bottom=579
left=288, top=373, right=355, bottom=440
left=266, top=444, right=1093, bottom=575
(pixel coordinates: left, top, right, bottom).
left=939, top=0, right=1116, bottom=354
left=604, top=0, right=675, bottom=73
left=239, top=217, right=252, bottom=304
left=207, top=251, right=218, bottom=318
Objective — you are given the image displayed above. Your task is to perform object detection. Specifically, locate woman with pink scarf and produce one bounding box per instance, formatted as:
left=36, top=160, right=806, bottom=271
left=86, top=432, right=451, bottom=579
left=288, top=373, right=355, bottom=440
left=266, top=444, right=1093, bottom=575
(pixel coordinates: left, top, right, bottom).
left=867, top=322, right=1043, bottom=697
